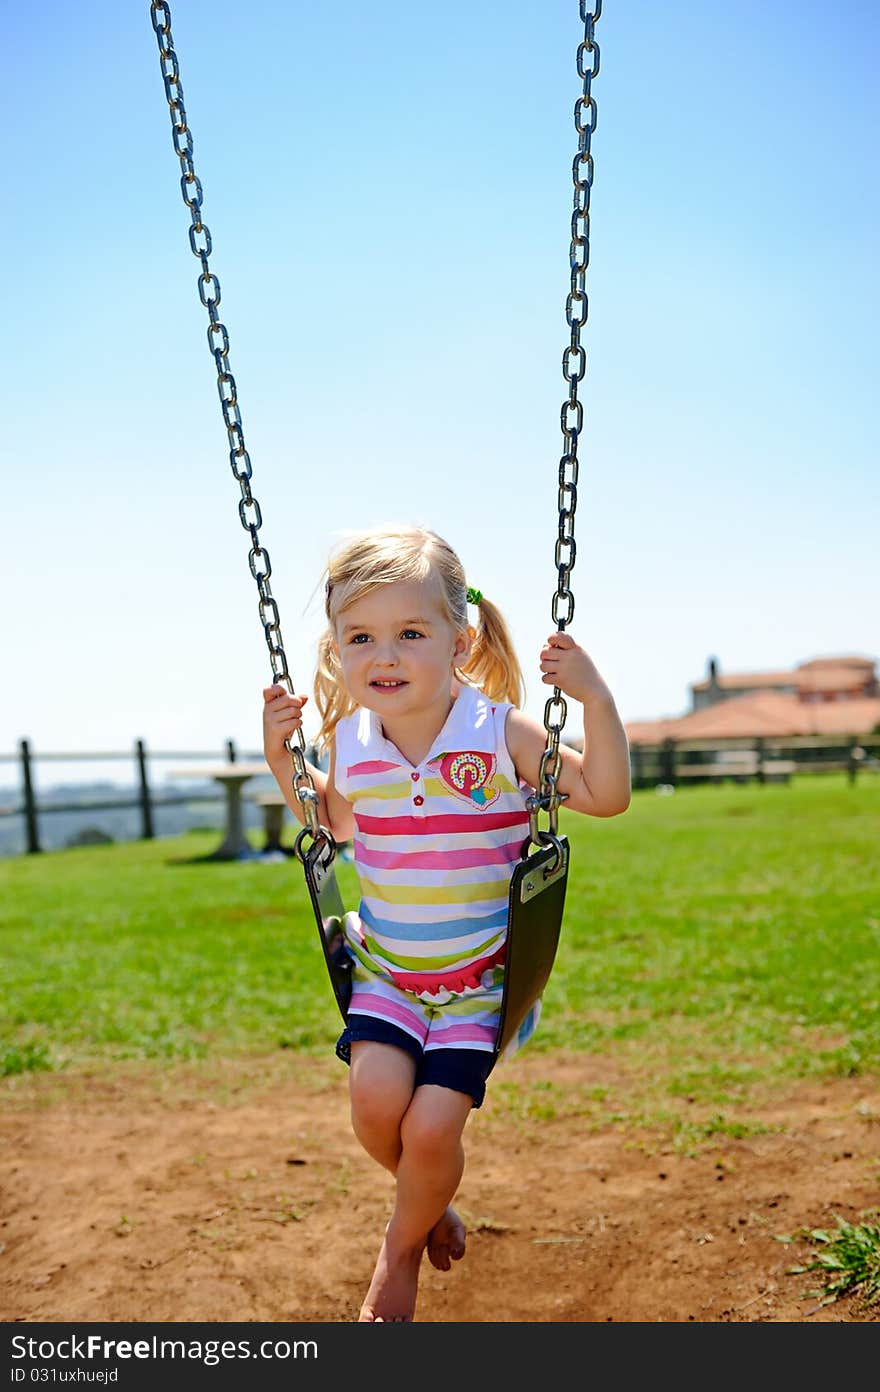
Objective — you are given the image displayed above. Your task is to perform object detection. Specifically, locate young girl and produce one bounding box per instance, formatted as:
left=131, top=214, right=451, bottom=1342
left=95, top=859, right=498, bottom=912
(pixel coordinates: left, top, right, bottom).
left=262, top=526, right=631, bottom=1322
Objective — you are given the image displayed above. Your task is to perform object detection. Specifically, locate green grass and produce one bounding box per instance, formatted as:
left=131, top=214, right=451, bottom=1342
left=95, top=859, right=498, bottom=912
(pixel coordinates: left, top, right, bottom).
left=2, top=774, right=878, bottom=1127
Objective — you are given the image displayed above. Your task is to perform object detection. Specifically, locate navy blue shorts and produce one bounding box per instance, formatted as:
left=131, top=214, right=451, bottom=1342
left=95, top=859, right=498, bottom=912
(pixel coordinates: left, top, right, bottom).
left=336, top=1013, right=496, bottom=1109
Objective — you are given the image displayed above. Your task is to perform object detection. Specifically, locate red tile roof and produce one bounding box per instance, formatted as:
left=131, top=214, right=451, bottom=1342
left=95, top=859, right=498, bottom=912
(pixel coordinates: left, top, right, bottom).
left=690, top=671, right=794, bottom=691
left=798, top=656, right=875, bottom=671
left=795, top=666, right=875, bottom=693
left=691, top=654, right=876, bottom=693
left=626, top=692, right=880, bottom=743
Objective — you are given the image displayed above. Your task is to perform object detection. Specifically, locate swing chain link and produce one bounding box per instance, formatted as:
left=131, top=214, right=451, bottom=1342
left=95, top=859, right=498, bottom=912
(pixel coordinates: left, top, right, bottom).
left=532, top=0, right=601, bottom=852
left=149, top=1, right=331, bottom=860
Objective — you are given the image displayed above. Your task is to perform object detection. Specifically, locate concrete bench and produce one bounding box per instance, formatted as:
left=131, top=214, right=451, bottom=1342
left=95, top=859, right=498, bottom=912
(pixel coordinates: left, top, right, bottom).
left=253, top=791, right=355, bottom=856
left=676, top=752, right=758, bottom=780
left=254, top=791, right=292, bottom=853
left=675, top=756, right=795, bottom=784
left=759, top=759, right=797, bottom=783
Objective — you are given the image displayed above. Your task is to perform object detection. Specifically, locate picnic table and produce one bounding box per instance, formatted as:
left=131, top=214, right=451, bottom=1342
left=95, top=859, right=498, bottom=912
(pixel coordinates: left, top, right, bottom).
left=171, top=760, right=272, bottom=861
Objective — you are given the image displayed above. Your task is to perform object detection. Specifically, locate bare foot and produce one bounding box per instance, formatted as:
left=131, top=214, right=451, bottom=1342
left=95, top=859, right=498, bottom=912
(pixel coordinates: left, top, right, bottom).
left=426, top=1206, right=466, bottom=1272
left=358, top=1233, right=423, bottom=1322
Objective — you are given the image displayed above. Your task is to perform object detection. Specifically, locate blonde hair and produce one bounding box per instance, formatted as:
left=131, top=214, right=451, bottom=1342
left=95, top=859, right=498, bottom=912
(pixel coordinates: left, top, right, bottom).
left=314, top=526, right=524, bottom=749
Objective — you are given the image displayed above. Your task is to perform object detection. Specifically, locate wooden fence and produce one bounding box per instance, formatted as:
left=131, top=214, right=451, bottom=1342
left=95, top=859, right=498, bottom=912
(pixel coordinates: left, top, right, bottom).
left=0, top=739, right=266, bottom=855
left=627, top=733, right=880, bottom=790
left=1, top=733, right=878, bottom=856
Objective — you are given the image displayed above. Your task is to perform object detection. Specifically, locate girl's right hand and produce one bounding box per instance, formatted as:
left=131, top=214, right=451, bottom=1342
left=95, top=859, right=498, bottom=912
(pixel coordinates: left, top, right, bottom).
left=262, top=684, right=309, bottom=764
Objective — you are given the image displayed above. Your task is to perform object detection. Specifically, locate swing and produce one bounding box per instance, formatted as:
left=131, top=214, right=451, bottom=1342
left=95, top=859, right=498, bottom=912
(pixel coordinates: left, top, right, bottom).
left=149, top=1, right=602, bottom=1059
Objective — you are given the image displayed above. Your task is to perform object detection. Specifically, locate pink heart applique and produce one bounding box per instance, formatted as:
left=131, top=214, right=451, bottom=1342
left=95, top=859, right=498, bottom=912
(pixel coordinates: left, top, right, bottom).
left=438, top=751, right=500, bottom=808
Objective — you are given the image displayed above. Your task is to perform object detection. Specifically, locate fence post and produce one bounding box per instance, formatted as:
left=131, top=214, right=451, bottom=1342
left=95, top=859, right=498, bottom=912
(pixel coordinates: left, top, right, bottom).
left=847, top=736, right=863, bottom=785
left=755, top=737, right=765, bottom=785
left=661, top=737, right=677, bottom=787
left=135, top=739, right=154, bottom=840
left=630, top=742, right=643, bottom=790
left=226, top=738, right=237, bottom=763
left=20, top=739, right=41, bottom=854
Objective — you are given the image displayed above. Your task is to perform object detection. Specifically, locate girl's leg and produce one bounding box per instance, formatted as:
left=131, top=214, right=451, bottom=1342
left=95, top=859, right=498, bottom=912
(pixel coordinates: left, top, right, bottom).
left=348, top=1040, right=417, bottom=1171
left=349, top=1041, right=466, bottom=1274
left=392, top=1084, right=473, bottom=1249
left=360, top=1083, right=473, bottom=1322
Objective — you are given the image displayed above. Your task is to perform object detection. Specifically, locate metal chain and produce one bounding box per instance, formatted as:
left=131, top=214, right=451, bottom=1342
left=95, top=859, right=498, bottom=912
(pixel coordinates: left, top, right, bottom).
left=530, top=0, right=601, bottom=850
left=148, top=1, right=330, bottom=860
left=149, top=0, right=598, bottom=858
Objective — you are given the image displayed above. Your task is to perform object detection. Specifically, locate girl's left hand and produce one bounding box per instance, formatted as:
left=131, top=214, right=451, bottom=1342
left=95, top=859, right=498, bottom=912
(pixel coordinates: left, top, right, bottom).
left=539, top=632, right=612, bottom=706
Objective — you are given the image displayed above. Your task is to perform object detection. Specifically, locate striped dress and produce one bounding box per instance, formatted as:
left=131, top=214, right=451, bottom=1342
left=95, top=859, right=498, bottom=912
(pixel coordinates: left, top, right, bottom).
left=333, top=682, right=539, bottom=1056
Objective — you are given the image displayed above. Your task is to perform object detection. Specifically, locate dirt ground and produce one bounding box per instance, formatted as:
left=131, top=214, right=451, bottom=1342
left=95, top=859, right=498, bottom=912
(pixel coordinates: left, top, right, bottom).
left=1, top=1052, right=877, bottom=1325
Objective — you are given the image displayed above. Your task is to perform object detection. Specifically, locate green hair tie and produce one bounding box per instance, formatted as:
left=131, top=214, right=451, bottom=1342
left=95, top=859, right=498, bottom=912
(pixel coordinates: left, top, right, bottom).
left=466, top=586, right=483, bottom=607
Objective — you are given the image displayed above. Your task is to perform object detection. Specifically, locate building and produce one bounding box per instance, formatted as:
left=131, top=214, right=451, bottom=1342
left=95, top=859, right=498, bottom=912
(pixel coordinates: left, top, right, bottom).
left=626, top=655, right=880, bottom=744
left=691, top=655, right=877, bottom=711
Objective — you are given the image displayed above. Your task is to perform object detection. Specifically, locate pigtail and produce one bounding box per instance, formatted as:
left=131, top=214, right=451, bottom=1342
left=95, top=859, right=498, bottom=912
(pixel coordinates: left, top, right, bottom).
left=458, top=595, right=525, bottom=709
left=314, top=626, right=356, bottom=752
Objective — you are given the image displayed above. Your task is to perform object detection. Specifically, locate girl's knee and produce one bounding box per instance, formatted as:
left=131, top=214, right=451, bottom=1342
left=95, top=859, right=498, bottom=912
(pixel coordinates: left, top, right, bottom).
left=400, top=1094, right=469, bottom=1161
left=349, top=1063, right=414, bottom=1144
left=350, top=1084, right=406, bottom=1140
left=348, top=1041, right=417, bottom=1130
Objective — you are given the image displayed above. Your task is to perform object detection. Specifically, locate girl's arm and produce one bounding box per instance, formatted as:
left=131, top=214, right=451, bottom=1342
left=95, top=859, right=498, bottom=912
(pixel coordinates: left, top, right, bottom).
left=262, top=684, right=355, bottom=843
left=505, top=633, right=631, bottom=818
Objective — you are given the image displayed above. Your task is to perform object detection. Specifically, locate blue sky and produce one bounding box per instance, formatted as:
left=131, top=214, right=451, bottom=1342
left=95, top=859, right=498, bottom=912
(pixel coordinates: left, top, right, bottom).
left=2, top=1, right=877, bottom=786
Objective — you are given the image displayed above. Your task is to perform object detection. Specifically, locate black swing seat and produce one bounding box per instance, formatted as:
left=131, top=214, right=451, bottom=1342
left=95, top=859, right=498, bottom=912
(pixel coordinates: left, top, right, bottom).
left=303, top=834, right=570, bottom=1063
left=302, top=838, right=354, bottom=1024
left=494, top=835, right=569, bottom=1057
